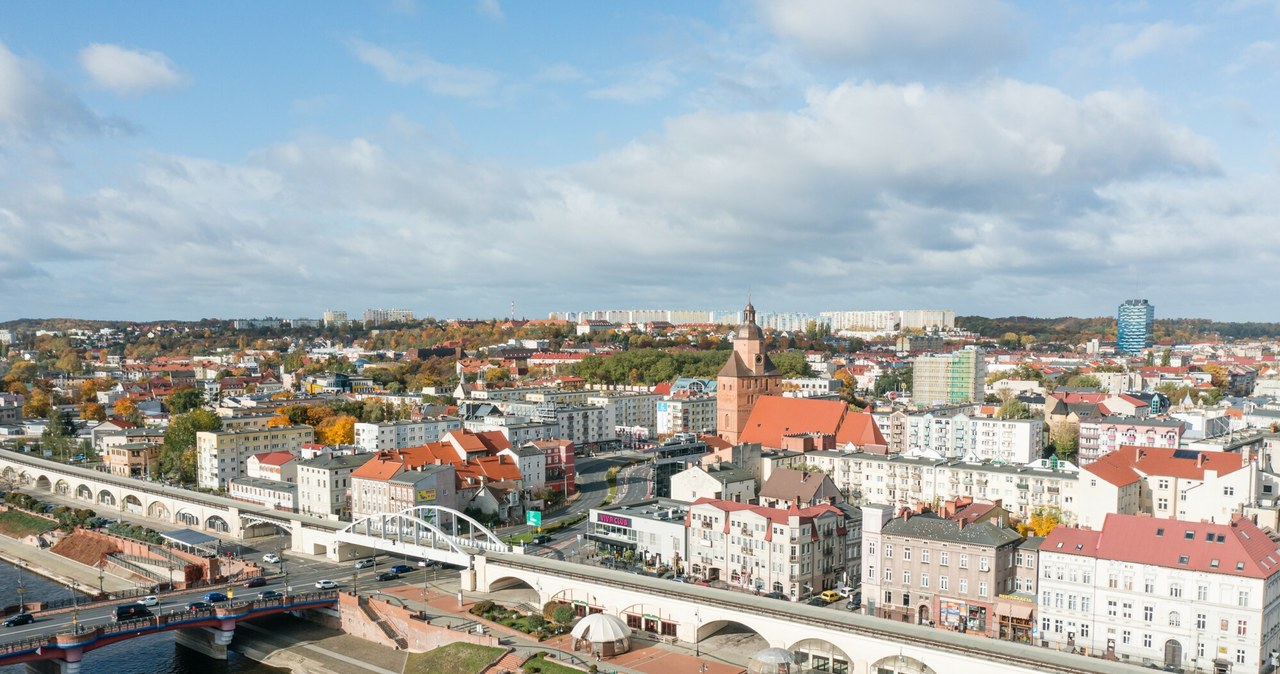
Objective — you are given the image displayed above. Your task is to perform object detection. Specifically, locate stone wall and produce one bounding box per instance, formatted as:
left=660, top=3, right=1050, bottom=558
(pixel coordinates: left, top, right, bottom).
left=338, top=593, right=501, bottom=653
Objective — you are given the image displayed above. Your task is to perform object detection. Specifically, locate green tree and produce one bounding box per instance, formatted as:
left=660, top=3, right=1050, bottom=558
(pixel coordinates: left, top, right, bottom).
left=161, top=409, right=222, bottom=482
left=551, top=604, right=577, bottom=625
left=995, top=399, right=1033, bottom=420
left=1160, top=350, right=1171, bottom=366
left=167, top=387, right=205, bottom=414
left=1064, top=374, right=1101, bottom=389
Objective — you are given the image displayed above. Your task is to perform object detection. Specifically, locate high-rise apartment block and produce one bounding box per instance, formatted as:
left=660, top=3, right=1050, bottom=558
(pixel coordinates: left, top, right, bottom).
left=363, top=308, right=415, bottom=325
left=322, top=310, right=348, bottom=326
left=1117, top=299, right=1154, bottom=355
left=912, top=348, right=986, bottom=407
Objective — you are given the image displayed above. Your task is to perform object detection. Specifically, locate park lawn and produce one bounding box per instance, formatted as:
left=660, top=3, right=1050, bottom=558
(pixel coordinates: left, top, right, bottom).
left=404, top=642, right=506, bottom=674
left=0, top=509, right=55, bottom=537
left=523, top=654, right=586, bottom=674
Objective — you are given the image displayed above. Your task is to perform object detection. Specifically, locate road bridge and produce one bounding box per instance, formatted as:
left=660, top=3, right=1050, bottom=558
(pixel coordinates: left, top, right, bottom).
left=0, top=591, right=339, bottom=674
left=469, top=554, right=1153, bottom=674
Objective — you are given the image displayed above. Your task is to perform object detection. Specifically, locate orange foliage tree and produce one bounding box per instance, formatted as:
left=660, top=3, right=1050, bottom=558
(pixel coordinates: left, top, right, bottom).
left=315, top=414, right=356, bottom=445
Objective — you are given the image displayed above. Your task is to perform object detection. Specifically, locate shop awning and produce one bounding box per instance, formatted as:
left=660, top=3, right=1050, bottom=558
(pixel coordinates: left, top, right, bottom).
left=997, top=601, right=1034, bottom=620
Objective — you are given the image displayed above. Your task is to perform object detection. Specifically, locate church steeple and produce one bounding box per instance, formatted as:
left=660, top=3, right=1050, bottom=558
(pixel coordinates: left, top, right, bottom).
left=716, top=301, right=781, bottom=445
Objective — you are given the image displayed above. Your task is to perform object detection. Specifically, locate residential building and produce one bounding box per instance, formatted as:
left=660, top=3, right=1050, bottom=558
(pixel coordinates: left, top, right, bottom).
left=687, top=498, right=856, bottom=599
left=669, top=461, right=755, bottom=503
left=801, top=449, right=1078, bottom=521
left=861, top=505, right=1023, bottom=636
left=901, top=411, right=1044, bottom=463
left=229, top=477, right=296, bottom=511
left=353, top=417, right=462, bottom=452
left=1039, top=514, right=1280, bottom=672
left=386, top=465, right=458, bottom=514
left=195, top=425, right=313, bottom=490
left=296, top=452, right=374, bottom=520
left=247, top=451, right=298, bottom=483
left=587, top=391, right=660, bottom=435
left=913, top=348, right=987, bottom=407
left=527, top=439, right=576, bottom=494
left=1077, top=416, right=1185, bottom=466
left=103, top=442, right=160, bottom=478
left=900, top=310, right=957, bottom=331
left=322, top=310, right=348, bottom=327
left=1116, top=299, right=1155, bottom=356
left=1070, top=446, right=1256, bottom=528
left=498, top=443, right=546, bottom=492
left=758, top=467, right=843, bottom=508
left=655, top=395, right=717, bottom=436
left=362, top=308, right=415, bottom=325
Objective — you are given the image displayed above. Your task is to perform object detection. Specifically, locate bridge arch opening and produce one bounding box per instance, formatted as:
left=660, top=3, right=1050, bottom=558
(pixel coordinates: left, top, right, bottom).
left=53, top=479, right=70, bottom=495
left=205, top=515, right=229, bottom=532
left=18, top=471, right=31, bottom=486
left=487, top=576, right=540, bottom=605
left=147, top=501, right=171, bottom=520
left=790, top=638, right=852, bottom=674
left=868, top=655, right=937, bottom=674
left=696, top=619, right=768, bottom=655
left=97, top=489, right=116, bottom=506
left=34, top=475, right=51, bottom=491
left=76, top=484, right=93, bottom=500
left=122, top=494, right=143, bottom=514
left=176, top=509, right=199, bottom=527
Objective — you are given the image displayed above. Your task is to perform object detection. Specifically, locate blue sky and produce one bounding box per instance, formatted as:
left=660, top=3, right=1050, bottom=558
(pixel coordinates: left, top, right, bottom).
left=2, top=1, right=1279, bottom=322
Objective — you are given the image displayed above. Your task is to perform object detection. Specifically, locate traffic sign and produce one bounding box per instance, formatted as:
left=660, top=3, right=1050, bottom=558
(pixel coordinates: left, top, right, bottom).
left=526, top=510, right=542, bottom=527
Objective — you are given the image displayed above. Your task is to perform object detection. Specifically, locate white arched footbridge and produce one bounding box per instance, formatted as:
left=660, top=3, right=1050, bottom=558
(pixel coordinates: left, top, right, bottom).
left=336, top=505, right=518, bottom=567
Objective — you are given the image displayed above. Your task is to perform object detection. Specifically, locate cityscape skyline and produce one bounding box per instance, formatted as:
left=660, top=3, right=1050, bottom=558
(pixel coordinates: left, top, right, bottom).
left=3, top=2, right=1280, bottom=322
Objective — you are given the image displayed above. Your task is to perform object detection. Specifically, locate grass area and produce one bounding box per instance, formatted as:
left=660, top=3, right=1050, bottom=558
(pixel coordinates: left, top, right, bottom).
left=523, top=654, right=586, bottom=674
left=403, top=642, right=506, bottom=674
left=0, top=509, right=56, bottom=537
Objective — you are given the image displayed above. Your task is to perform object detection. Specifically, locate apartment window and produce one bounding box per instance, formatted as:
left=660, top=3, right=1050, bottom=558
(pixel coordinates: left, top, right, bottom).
left=1122, top=630, right=1131, bottom=645
left=1123, top=602, right=1133, bottom=619
left=1224, top=486, right=1235, bottom=496
left=1197, top=585, right=1208, bottom=601
left=869, top=542, right=876, bottom=556
left=1237, top=620, right=1248, bottom=637
left=1081, top=597, right=1090, bottom=613
left=979, top=557, right=989, bottom=572
left=921, top=573, right=929, bottom=589
left=1080, top=623, right=1090, bottom=638
left=959, top=554, right=969, bottom=569
left=1107, top=601, right=1118, bottom=617
left=979, top=582, right=988, bottom=598
left=1170, top=583, right=1182, bottom=598
left=903, top=548, right=912, bottom=561
left=921, top=550, right=930, bottom=564
left=939, top=576, right=949, bottom=591
left=1143, top=634, right=1152, bottom=649
left=903, top=571, right=910, bottom=585
left=1055, top=593, right=1063, bottom=608
left=1238, top=590, right=1250, bottom=607
left=940, top=551, right=949, bottom=566
left=1169, top=612, right=1180, bottom=627
left=1156, top=498, right=1168, bottom=511
left=884, top=568, right=892, bottom=581
left=1108, top=575, right=1118, bottom=589
left=885, top=591, right=893, bottom=605
left=1144, top=579, right=1154, bottom=593
left=1143, top=606, right=1153, bottom=622
left=1068, top=595, right=1077, bottom=611
left=959, top=578, right=968, bottom=594
left=1237, top=649, right=1247, bottom=665
left=885, top=545, right=893, bottom=559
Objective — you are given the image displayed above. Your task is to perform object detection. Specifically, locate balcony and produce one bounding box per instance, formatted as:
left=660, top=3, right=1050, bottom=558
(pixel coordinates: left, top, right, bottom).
left=742, top=546, right=753, bottom=555
left=741, top=527, right=752, bottom=536
left=1016, top=482, right=1030, bottom=491
left=701, top=520, right=712, bottom=528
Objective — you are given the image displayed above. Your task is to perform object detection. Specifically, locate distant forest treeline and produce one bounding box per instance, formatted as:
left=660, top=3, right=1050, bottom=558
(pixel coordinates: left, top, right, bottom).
left=958, top=316, right=1280, bottom=343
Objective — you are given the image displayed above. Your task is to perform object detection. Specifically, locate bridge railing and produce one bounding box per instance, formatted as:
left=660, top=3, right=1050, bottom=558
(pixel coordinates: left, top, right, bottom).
left=0, top=634, right=52, bottom=656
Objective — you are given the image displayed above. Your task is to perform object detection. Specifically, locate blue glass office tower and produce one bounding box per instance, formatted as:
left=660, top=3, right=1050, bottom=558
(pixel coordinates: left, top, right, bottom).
left=1117, top=299, right=1154, bottom=355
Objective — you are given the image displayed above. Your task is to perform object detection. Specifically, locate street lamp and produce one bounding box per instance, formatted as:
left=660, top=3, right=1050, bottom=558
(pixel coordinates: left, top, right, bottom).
left=694, top=609, right=700, bottom=657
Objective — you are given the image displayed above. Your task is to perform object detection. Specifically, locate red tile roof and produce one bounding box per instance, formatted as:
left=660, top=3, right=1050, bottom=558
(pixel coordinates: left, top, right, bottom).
left=1086, top=445, right=1248, bottom=485
left=252, top=451, right=296, bottom=466
left=737, top=396, right=885, bottom=448
left=687, top=497, right=845, bottom=541
left=1043, top=514, right=1280, bottom=579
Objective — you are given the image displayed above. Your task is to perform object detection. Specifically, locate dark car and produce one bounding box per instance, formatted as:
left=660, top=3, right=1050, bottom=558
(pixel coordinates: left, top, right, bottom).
left=113, top=603, right=152, bottom=622
left=806, top=596, right=830, bottom=606
left=244, top=577, right=267, bottom=588
left=376, top=571, right=400, bottom=581
left=204, top=592, right=229, bottom=603
left=2, top=613, right=33, bottom=627
left=389, top=564, right=413, bottom=575
left=258, top=590, right=283, bottom=600
left=763, top=591, right=789, bottom=600
left=187, top=601, right=212, bottom=611
left=531, top=534, right=552, bottom=544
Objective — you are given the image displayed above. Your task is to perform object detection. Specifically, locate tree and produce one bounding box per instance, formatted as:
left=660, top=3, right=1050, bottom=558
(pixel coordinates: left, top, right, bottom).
left=995, top=399, right=1033, bottom=420
left=316, top=414, right=356, bottom=445
left=54, top=350, right=81, bottom=374
left=1064, top=374, right=1101, bottom=389
left=113, top=397, right=144, bottom=425
left=80, top=402, right=107, bottom=422
left=167, top=387, right=205, bottom=414
left=4, top=361, right=38, bottom=383
left=1160, top=350, right=1171, bottom=367
left=1047, top=418, right=1079, bottom=462
left=551, top=604, right=577, bottom=625
left=1016, top=506, right=1063, bottom=537
left=161, top=409, right=222, bottom=482
left=23, top=389, right=52, bottom=418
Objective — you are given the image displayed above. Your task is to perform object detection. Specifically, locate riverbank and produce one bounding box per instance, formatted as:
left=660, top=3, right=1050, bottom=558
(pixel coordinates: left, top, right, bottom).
left=0, top=533, right=136, bottom=597
left=230, top=613, right=408, bottom=674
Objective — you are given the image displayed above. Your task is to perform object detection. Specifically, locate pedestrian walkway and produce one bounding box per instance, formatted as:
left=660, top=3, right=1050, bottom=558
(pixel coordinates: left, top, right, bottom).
left=0, top=533, right=137, bottom=595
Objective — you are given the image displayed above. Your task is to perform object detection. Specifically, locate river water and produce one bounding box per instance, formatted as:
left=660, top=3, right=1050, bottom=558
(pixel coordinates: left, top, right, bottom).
left=0, top=561, right=287, bottom=674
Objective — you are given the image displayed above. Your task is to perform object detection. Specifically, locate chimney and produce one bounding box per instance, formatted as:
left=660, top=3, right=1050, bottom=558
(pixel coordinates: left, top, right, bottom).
left=1197, top=453, right=1207, bottom=468
left=958, top=518, right=965, bottom=531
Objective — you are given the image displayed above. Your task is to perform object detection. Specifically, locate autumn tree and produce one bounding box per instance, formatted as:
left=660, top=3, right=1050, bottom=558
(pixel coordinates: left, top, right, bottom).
left=315, top=414, right=356, bottom=445
left=23, top=389, right=52, bottom=418
left=995, top=398, right=1033, bottom=420
left=80, top=402, right=107, bottom=422
left=4, top=361, right=38, bottom=383
left=113, top=397, right=145, bottom=425
left=1016, top=506, right=1064, bottom=537
left=160, top=409, right=222, bottom=482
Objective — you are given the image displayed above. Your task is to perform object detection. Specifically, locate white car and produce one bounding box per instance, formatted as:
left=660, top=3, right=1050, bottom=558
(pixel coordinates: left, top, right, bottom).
left=314, top=579, right=338, bottom=590
left=138, top=595, right=159, bottom=607
left=263, top=553, right=280, bottom=564
left=354, top=558, right=376, bottom=569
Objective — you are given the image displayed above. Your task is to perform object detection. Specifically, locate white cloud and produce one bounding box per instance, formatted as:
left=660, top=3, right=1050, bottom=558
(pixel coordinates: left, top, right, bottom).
left=350, top=40, right=499, bottom=99
left=79, top=43, right=187, bottom=94
left=587, top=65, right=679, bottom=104
left=757, top=0, right=1023, bottom=69
left=477, top=0, right=504, bottom=21
left=0, top=40, right=113, bottom=138
left=1226, top=40, right=1278, bottom=75
left=1110, top=21, right=1200, bottom=61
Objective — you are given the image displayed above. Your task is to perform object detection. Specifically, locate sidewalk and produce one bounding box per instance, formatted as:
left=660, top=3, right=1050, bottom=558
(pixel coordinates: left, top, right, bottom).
left=0, top=533, right=137, bottom=596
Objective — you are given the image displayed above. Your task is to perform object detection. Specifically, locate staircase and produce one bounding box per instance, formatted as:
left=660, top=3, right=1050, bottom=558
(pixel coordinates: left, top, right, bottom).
left=106, top=554, right=167, bottom=583
left=487, top=650, right=526, bottom=674
left=357, top=596, right=409, bottom=650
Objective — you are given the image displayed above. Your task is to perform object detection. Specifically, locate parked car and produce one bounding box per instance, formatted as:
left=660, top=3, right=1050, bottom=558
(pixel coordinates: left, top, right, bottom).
left=3, top=613, right=33, bottom=627
left=187, top=601, right=212, bottom=611
left=389, top=564, right=413, bottom=575
left=806, top=596, right=830, bottom=606
left=354, top=558, right=376, bottom=569
left=138, top=595, right=159, bottom=607
left=763, top=591, right=788, bottom=600
left=314, top=579, right=338, bottom=590
left=204, top=592, right=229, bottom=603
left=262, top=553, right=280, bottom=564
left=819, top=590, right=843, bottom=603
left=375, top=571, right=400, bottom=581
left=258, top=590, right=283, bottom=600
left=671, top=576, right=686, bottom=583
left=531, top=534, right=552, bottom=544
left=244, top=577, right=267, bottom=588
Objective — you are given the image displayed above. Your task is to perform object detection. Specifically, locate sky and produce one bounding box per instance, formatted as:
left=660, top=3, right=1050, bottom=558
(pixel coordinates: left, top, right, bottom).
left=2, top=1, right=1279, bottom=323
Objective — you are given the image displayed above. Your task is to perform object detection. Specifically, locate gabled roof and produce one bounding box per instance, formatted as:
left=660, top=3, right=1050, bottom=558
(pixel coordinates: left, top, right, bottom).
left=717, top=352, right=754, bottom=378
left=882, top=512, right=1022, bottom=547
left=1043, top=514, right=1280, bottom=579
left=350, top=456, right=404, bottom=481
left=251, top=451, right=297, bottom=466
left=738, top=396, right=886, bottom=448
left=759, top=467, right=841, bottom=504
left=1086, top=445, right=1248, bottom=484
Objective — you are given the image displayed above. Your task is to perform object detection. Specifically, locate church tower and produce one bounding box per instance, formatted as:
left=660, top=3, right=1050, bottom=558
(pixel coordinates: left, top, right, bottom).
left=717, top=302, right=781, bottom=445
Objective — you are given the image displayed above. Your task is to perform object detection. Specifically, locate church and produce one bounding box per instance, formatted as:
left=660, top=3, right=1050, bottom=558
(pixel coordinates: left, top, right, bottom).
left=717, top=302, right=884, bottom=450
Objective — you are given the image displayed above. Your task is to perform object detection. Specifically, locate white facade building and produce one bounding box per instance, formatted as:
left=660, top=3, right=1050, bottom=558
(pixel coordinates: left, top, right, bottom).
left=296, top=452, right=374, bottom=520
left=353, top=417, right=463, bottom=452
left=196, top=425, right=313, bottom=490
